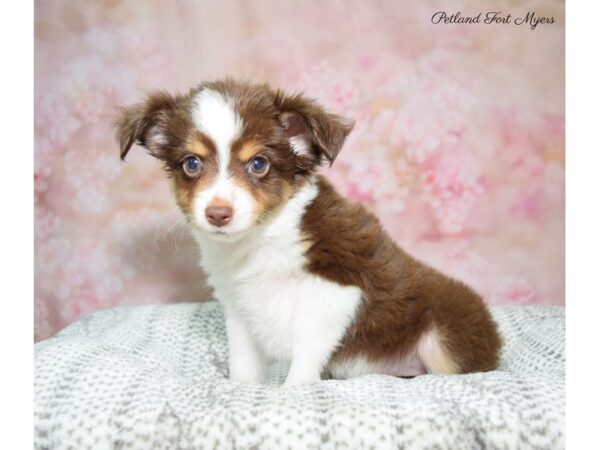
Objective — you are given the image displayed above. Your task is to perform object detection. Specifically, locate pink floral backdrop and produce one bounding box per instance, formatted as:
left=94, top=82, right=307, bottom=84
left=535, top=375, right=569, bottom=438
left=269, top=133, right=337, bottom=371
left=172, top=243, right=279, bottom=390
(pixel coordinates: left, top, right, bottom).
left=34, top=0, right=565, bottom=341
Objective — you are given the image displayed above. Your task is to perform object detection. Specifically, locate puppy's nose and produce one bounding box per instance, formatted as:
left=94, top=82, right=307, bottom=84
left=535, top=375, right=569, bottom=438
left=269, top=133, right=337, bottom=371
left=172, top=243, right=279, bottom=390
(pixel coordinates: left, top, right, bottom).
left=205, top=204, right=233, bottom=227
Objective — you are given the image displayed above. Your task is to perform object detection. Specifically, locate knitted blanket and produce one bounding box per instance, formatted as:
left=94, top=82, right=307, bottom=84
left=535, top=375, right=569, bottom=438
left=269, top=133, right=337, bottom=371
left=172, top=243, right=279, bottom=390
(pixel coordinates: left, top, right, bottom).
left=34, top=302, right=564, bottom=449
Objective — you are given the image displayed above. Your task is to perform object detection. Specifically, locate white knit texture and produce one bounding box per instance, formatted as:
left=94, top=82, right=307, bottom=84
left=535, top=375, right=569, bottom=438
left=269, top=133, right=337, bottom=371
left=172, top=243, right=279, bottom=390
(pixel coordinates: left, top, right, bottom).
left=35, top=303, right=564, bottom=449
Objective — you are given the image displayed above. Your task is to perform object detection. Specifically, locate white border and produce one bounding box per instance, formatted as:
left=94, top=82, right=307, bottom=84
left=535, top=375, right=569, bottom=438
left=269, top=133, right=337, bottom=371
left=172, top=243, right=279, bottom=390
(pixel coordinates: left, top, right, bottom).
left=0, top=0, right=33, bottom=447
left=566, top=0, right=600, bottom=447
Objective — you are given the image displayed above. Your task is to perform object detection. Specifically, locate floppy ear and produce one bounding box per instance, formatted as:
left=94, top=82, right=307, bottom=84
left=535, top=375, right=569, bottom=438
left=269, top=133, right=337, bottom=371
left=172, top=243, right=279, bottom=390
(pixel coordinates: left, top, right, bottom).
left=114, top=91, right=181, bottom=161
left=275, top=92, right=354, bottom=165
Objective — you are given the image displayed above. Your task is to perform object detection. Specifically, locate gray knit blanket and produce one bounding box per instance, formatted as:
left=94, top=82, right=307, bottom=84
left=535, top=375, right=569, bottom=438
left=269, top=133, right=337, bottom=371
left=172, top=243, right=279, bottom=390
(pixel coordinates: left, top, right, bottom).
left=34, top=302, right=564, bottom=449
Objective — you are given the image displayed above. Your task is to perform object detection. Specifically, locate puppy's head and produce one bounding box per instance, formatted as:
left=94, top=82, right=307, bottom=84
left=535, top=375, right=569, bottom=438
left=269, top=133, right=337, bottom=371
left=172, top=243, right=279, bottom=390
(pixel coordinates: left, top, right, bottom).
left=115, top=79, right=353, bottom=240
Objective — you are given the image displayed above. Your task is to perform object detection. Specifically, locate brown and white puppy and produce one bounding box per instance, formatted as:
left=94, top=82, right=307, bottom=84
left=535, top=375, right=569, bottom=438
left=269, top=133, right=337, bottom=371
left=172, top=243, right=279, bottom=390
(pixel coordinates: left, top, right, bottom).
left=116, top=79, right=501, bottom=386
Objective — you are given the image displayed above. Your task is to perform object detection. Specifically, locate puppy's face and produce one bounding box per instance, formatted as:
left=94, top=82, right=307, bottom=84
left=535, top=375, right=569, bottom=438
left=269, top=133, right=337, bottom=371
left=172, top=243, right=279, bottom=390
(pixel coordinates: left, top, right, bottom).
left=116, top=80, right=352, bottom=241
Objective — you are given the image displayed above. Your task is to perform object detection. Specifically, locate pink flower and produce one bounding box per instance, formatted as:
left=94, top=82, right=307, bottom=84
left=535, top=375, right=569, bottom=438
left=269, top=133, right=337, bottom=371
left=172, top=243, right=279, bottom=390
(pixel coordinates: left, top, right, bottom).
left=35, top=94, right=81, bottom=146
left=61, top=56, right=127, bottom=124
left=295, top=61, right=362, bottom=115
left=391, top=77, right=475, bottom=164
left=34, top=207, right=60, bottom=241
left=422, top=156, right=483, bottom=234
left=358, top=54, right=376, bottom=71
left=492, top=277, right=536, bottom=304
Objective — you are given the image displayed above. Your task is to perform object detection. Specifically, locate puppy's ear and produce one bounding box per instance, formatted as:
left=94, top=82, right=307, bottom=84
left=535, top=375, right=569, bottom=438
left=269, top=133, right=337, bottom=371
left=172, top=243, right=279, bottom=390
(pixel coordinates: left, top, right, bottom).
left=275, top=92, right=354, bottom=166
left=114, top=91, right=182, bottom=161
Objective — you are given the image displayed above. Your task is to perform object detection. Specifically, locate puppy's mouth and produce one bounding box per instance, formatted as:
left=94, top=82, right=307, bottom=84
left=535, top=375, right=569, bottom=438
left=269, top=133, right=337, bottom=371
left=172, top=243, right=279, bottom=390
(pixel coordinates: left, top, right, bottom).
left=199, top=226, right=248, bottom=242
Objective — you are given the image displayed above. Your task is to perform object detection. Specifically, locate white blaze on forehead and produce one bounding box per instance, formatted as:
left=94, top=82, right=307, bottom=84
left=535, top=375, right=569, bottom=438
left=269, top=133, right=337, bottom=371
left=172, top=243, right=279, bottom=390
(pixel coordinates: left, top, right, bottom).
left=190, top=88, right=254, bottom=235
left=191, top=88, right=243, bottom=172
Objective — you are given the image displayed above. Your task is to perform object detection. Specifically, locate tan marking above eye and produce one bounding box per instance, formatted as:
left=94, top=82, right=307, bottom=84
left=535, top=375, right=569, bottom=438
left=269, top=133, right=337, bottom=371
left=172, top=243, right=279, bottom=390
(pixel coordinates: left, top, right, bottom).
left=187, top=135, right=209, bottom=158
left=238, top=141, right=263, bottom=162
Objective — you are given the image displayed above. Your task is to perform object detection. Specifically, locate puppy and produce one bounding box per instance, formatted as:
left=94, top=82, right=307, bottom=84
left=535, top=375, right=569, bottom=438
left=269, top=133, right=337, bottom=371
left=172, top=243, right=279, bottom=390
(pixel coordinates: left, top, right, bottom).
left=115, top=79, right=501, bottom=386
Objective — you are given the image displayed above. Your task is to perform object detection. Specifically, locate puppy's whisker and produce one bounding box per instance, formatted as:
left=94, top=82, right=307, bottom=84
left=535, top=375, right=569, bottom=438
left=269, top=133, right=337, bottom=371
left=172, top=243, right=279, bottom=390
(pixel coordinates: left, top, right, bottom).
left=172, top=219, right=190, bottom=255
left=157, top=214, right=188, bottom=255
left=173, top=218, right=191, bottom=255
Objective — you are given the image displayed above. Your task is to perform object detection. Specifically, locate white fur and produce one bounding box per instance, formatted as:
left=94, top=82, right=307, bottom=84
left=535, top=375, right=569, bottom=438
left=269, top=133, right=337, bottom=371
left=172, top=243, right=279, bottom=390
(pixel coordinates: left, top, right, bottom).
left=192, top=88, right=241, bottom=171
left=289, top=135, right=312, bottom=156
left=329, top=329, right=455, bottom=378
left=191, top=89, right=255, bottom=236
left=192, top=179, right=363, bottom=386
left=330, top=353, right=426, bottom=379
left=417, top=328, right=458, bottom=374
left=223, top=308, right=267, bottom=382
left=145, top=124, right=168, bottom=147
left=329, top=328, right=458, bottom=378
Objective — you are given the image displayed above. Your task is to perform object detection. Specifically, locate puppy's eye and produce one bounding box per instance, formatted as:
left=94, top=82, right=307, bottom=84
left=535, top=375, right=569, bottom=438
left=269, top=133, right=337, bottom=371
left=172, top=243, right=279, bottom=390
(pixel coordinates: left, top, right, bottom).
left=248, top=156, right=270, bottom=176
left=182, top=155, right=202, bottom=177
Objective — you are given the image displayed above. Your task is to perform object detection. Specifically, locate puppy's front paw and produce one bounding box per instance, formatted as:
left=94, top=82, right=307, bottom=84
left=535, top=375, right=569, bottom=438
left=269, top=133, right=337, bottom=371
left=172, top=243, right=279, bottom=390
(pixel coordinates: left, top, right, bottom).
left=282, top=370, right=321, bottom=388
left=229, top=365, right=266, bottom=384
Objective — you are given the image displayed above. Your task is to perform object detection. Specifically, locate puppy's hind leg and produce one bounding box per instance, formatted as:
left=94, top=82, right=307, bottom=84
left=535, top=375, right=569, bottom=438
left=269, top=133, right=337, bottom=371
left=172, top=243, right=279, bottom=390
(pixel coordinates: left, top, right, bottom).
left=417, top=328, right=461, bottom=375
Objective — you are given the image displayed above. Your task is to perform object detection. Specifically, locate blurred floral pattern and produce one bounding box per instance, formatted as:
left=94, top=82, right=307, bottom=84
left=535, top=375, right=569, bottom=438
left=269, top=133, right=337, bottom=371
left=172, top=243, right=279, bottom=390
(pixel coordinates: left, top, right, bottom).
left=34, top=0, right=565, bottom=341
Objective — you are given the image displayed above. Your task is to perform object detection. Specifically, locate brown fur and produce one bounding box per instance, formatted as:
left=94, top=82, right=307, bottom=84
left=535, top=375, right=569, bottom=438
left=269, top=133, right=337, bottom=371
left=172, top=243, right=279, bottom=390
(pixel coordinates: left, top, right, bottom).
left=302, top=176, right=501, bottom=373
left=115, top=78, right=501, bottom=375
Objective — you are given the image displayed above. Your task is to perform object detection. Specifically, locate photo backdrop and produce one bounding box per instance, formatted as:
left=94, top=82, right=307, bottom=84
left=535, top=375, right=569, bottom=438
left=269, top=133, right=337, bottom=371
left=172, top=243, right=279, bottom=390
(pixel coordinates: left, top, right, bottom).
left=34, top=0, right=565, bottom=340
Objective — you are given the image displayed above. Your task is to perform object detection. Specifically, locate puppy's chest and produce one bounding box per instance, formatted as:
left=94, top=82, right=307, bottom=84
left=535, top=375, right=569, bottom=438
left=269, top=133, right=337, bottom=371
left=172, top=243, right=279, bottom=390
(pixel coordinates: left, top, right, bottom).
left=202, top=234, right=314, bottom=356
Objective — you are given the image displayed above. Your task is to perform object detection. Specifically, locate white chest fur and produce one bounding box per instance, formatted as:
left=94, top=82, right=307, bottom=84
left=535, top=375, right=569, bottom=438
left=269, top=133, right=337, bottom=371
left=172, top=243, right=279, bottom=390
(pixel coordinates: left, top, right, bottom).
left=192, top=180, right=362, bottom=369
